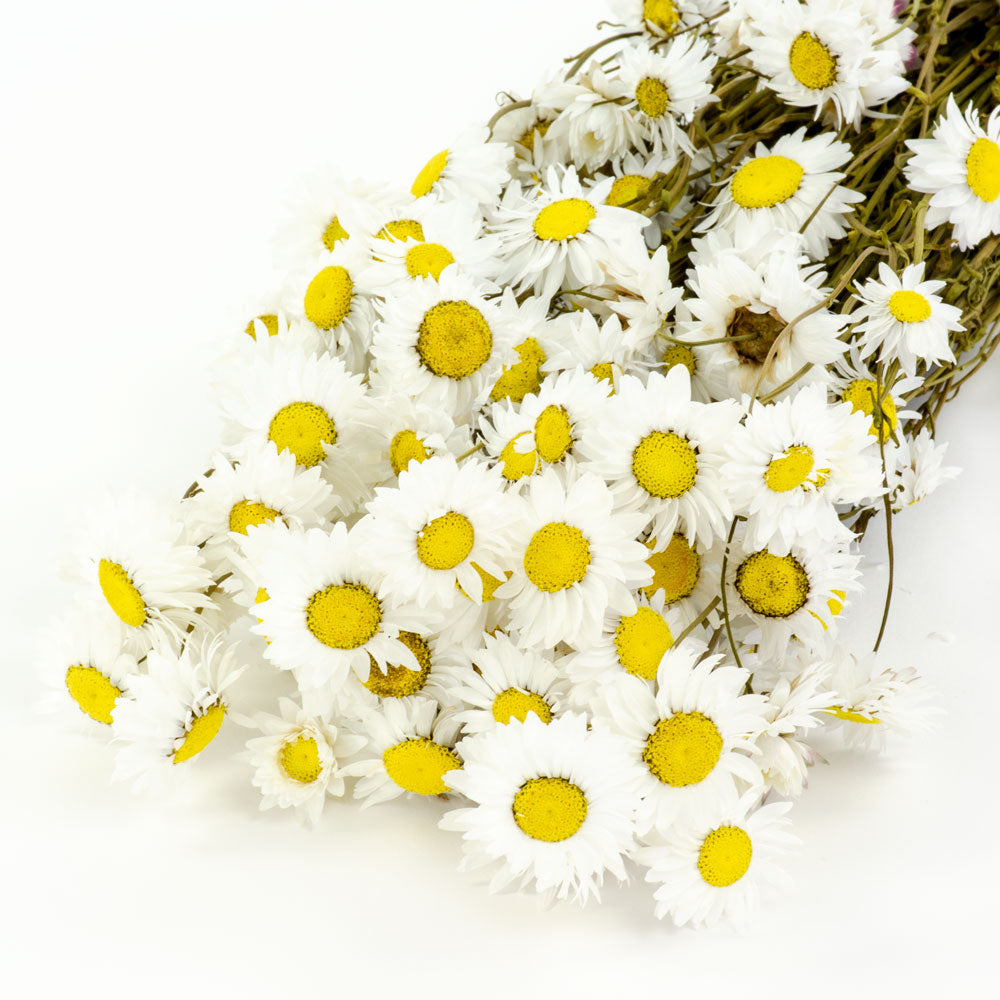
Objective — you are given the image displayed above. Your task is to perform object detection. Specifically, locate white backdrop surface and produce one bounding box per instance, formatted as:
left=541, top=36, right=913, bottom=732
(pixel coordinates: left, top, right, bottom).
left=2, top=2, right=998, bottom=996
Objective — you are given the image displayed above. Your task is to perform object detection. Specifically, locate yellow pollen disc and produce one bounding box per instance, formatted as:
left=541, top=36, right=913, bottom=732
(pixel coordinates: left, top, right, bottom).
left=788, top=32, right=838, bottom=90
left=98, top=559, right=147, bottom=628
left=322, top=215, right=349, bottom=250
left=405, top=242, right=455, bottom=281
left=268, top=401, right=337, bottom=468
left=457, top=562, right=509, bottom=602
left=966, top=137, right=1000, bottom=202
left=512, top=777, right=588, bottom=842
left=825, top=705, right=882, bottom=724
left=607, top=174, right=653, bottom=209
left=635, top=77, right=670, bottom=118
left=524, top=522, right=591, bottom=593
left=534, top=404, right=573, bottom=463
left=303, top=265, right=354, bottom=330
left=65, top=665, right=121, bottom=725
left=228, top=499, right=281, bottom=535
left=244, top=313, right=280, bottom=340
left=589, top=361, right=616, bottom=386
left=492, top=688, right=553, bottom=725
left=663, top=343, right=696, bottom=375
left=614, top=606, right=673, bottom=681
left=490, top=337, right=547, bottom=403
left=842, top=378, right=898, bottom=442
left=306, top=583, right=381, bottom=649
left=517, top=120, right=551, bottom=153
left=643, top=711, right=723, bottom=786
left=378, top=219, right=426, bottom=243
left=173, top=703, right=226, bottom=764
left=499, top=433, right=539, bottom=481
left=828, top=588, right=845, bottom=617
left=735, top=551, right=810, bottom=618
left=764, top=445, right=815, bottom=493
left=888, top=289, right=932, bottom=324
left=411, top=150, right=449, bottom=198
left=416, top=511, right=475, bottom=571
left=390, top=428, right=430, bottom=475
left=533, top=198, right=596, bottom=241
left=416, top=300, right=493, bottom=379
left=279, top=735, right=323, bottom=783
left=632, top=430, right=698, bottom=499
left=255, top=587, right=269, bottom=604
left=644, top=533, right=700, bottom=603
left=363, top=631, right=432, bottom=698
left=382, top=738, right=461, bottom=795
left=698, top=825, right=753, bottom=887
left=643, top=0, right=680, bottom=33
left=730, top=156, right=805, bottom=209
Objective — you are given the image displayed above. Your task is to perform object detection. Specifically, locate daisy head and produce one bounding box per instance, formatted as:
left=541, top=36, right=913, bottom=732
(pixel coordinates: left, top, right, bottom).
left=831, top=346, right=920, bottom=444
left=609, top=0, right=710, bottom=38
left=485, top=288, right=561, bottom=405
left=641, top=527, right=723, bottom=626
left=409, top=127, right=513, bottom=210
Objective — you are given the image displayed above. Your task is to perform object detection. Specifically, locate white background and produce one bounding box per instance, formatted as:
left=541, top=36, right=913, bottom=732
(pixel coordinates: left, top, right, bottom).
left=2, top=1, right=998, bottom=995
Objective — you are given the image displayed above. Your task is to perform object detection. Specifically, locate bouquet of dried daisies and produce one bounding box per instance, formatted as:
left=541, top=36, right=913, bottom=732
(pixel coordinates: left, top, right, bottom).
left=42, top=0, right=999, bottom=926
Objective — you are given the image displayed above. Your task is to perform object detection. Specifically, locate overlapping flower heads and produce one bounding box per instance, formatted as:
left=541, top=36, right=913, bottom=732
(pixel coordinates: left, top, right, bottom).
left=46, top=0, right=1000, bottom=926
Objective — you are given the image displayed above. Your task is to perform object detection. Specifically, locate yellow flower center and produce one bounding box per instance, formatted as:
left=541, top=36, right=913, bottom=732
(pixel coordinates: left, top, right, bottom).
left=662, top=343, right=696, bottom=375
left=499, top=433, right=539, bottom=481
left=378, top=219, right=425, bottom=243
left=589, top=361, right=616, bottom=386
left=698, top=825, right=753, bottom=887
left=416, top=300, right=493, bottom=379
left=966, top=137, right=1000, bottom=202
left=173, top=703, right=226, bottom=764
left=512, top=777, right=588, bottom=842
left=244, top=313, right=280, bottom=340
left=322, top=216, right=349, bottom=250
left=303, top=265, right=354, bottom=330
left=382, top=737, right=461, bottom=795
left=842, top=378, right=898, bottom=442
left=416, top=511, right=476, bottom=570
left=268, top=401, right=337, bottom=468
left=533, top=198, right=596, bottom=241
left=788, top=32, right=838, bottom=90
left=279, top=735, right=324, bottom=783
left=643, top=711, right=722, bottom=786
left=825, top=705, right=882, bottom=724
left=517, top=120, right=551, bottom=153
left=632, top=430, right=698, bottom=499
left=228, top=499, right=281, bottom=535
left=635, top=77, right=670, bottom=118
left=256, top=587, right=269, bottom=604
left=363, top=631, right=432, bottom=698
left=643, top=0, right=680, bottom=33
left=644, top=533, right=700, bottom=603
left=490, top=337, right=547, bottom=403
left=492, top=688, right=553, bottom=725
left=389, top=429, right=430, bottom=475
left=735, top=551, right=810, bottom=618
left=764, top=445, right=816, bottom=493
left=65, top=665, right=122, bottom=725
left=614, top=606, right=674, bottom=681
left=98, top=559, right=147, bottom=628
left=524, top=522, right=591, bottom=592
left=888, top=289, right=933, bottom=324
left=411, top=149, right=449, bottom=198
left=726, top=307, right=786, bottom=365
left=607, top=174, right=653, bottom=209
left=533, top=404, right=573, bottom=463
left=405, top=242, right=455, bottom=281
left=458, top=562, right=509, bottom=602
left=730, top=156, right=805, bottom=209
left=306, top=583, right=382, bottom=649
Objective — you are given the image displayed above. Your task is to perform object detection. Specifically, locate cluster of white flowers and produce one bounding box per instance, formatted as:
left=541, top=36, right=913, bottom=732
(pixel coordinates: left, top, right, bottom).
left=47, top=0, right=1000, bottom=928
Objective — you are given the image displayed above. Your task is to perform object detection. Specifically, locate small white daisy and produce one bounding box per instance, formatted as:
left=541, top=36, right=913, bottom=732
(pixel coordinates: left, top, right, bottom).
left=609, top=0, right=718, bottom=38
left=831, top=346, right=921, bottom=444
left=889, top=428, right=960, bottom=510
left=543, top=309, right=642, bottom=390
left=485, top=288, right=562, bottom=405
left=409, top=127, right=513, bottom=210
left=641, top=528, right=724, bottom=626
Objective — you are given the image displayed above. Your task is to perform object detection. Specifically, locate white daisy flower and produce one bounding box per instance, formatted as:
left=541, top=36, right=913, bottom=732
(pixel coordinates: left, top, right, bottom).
left=889, top=428, right=960, bottom=511
left=111, top=635, right=243, bottom=791
left=641, top=528, right=724, bottom=626
left=485, top=288, right=562, bottom=405
left=831, top=346, right=921, bottom=444
left=478, top=397, right=543, bottom=488
left=441, top=712, right=643, bottom=905
left=371, top=268, right=517, bottom=421
left=361, top=455, right=521, bottom=610
left=495, top=469, right=652, bottom=648
left=698, top=127, right=863, bottom=260
left=636, top=790, right=797, bottom=927
left=442, top=632, right=570, bottom=734
left=609, top=0, right=721, bottom=38
left=905, top=95, right=1000, bottom=250
left=249, top=523, right=435, bottom=692
left=493, top=166, right=649, bottom=300
left=409, top=127, right=513, bottom=210
left=183, top=445, right=337, bottom=575
left=578, top=366, right=740, bottom=547
left=241, top=306, right=290, bottom=344
left=597, top=150, right=679, bottom=213
left=855, top=262, right=963, bottom=375
left=345, top=695, right=464, bottom=806
left=238, top=697, right=367, bottom=826
left=543, top=309, right=642, bottom=390
left=595, top=643, right=767, bottom=834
